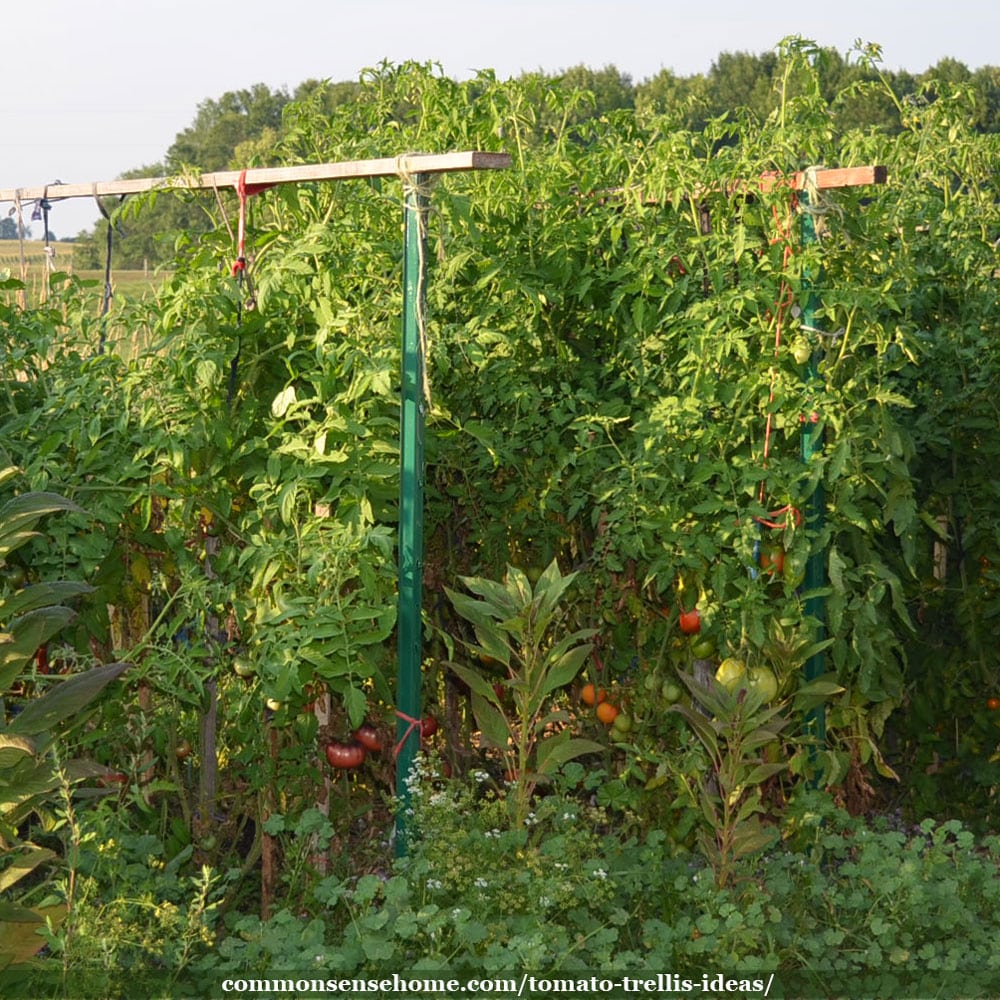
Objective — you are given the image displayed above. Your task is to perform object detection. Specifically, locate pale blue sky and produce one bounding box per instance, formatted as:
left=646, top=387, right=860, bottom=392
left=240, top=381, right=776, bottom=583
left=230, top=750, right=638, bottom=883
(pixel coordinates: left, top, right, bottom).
left=6, top=0, right=997, bottom=238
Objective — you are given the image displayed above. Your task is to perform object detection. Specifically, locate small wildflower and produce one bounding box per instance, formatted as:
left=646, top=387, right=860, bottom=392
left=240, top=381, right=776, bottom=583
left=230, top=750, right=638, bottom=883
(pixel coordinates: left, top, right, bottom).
left=593, top=868, right=607, bottom=880
left=426, top=878, right=442, bottom=890
left=474, top=878, right=488, bottom=889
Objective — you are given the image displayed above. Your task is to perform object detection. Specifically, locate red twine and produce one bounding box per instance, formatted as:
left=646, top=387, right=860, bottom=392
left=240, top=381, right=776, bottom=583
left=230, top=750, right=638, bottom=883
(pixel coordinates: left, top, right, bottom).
left=393, top=710, right=422, bottom=759
left=231, top=169, right=277, bottom=277
left=753, top=504, right=803, bottom=531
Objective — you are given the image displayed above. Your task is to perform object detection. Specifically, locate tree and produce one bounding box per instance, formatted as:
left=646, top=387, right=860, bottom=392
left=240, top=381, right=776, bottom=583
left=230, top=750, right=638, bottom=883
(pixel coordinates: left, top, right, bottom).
left=166, top=83, right=291, bottom=171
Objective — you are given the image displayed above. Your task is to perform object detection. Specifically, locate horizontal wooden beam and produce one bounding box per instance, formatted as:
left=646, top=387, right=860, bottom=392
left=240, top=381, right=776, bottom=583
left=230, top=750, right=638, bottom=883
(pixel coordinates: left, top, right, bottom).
left=756, top=165, right=887, bottom=192
left=0, top=151, right=512, bottom=205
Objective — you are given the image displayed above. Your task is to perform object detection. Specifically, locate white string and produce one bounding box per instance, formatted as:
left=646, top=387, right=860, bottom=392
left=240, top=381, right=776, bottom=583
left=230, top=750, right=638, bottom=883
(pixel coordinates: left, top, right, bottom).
left=797, top=165, right=844, bottom=235
left=13, top=190, right=27, bottom=308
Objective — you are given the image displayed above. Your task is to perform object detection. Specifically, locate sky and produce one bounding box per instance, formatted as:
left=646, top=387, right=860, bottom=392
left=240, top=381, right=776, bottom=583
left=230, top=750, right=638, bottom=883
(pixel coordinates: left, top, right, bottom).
left=4, top=0, right=998, bottom=239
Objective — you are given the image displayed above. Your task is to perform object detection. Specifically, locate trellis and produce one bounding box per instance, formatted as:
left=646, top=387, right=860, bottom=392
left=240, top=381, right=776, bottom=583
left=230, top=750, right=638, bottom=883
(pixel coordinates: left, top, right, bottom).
left=1, top=153, right=511, bottom=854
left=1, top=155, right=887, bottom=853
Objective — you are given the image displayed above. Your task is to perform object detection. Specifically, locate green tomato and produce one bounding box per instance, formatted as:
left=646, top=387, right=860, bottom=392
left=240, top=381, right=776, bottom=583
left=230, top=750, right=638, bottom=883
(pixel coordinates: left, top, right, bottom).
left=661, top=680, right=683, bottom=704
left=691, top=637, right=716, bottom=660
left=783, top=550, right=807, bottom=589
left=715, top=657, right=746, bottom=692
left=233, top=657, right=255, bottom=678
left=746, top=666, right=779, bottom=703
left=791, top=338, right=812, bottom=365
left=611, top=712, right=633, bottom=734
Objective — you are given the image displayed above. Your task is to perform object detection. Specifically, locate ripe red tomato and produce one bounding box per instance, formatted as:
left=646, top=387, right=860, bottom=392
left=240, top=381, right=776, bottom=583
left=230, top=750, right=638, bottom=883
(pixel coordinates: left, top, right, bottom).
left=325, top=741, right=367, bottom=769
left=987, top=697, right=1000, bottom=712
left=759, top=545, right=786, bottom=577
left=678, top=608, right=701, bottom=635
left=353, top=723, right=383, bottom=752
left=420, top=714, right=439, bottom=738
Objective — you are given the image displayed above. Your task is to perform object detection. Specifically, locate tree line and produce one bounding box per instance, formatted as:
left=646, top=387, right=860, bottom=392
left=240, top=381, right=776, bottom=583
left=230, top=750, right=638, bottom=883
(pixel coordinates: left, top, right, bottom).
left=70, top=40, right=1000, bottom=269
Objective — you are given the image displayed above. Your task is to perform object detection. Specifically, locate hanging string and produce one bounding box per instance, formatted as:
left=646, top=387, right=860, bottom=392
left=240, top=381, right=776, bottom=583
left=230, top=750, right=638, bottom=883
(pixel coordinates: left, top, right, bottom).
left=12, top=190, right=27, bottom=309
left=31, top=181, right=59, bottom=274
left=226, top=170, right=276, bottom=408
left=751, top=188, right=803, bottom=537
left=93, top=187, right=126, bottom=354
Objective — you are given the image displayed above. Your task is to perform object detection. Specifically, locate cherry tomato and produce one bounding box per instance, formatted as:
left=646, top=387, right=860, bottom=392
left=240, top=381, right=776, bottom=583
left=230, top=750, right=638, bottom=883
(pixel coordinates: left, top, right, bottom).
left=420, top=715, right=439, bottom=738
left=595, top=701, right=620, bottom=725
left=987, top=697, right=1000, bottom=712
left=580, top=682, right=607, bottom=707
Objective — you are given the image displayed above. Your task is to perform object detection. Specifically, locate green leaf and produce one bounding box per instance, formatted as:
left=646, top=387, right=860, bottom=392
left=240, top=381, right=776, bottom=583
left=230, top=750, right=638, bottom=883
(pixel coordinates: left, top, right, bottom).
left=0, top=735, right=36, bottom=770
left=7, top=661, right=130, bottom=737
left=0, top=491, right=86, bottom=526
left=0, top=847, right=56, bottom=894
left=468, top=689, right=509, bottom=750
left=730, top=820, right=778, bottom=859
left=537, top=643, right=593, bottom=699
left=0, top=582, right=93, bottom=620
left=743, top=761, right=788, bottom=786
left=0, top=902, right=45, bottom=923
left=0, top=607, right=78, bottom=691
left=535, top=732, right=605, bottom=776
left=448, top=661, right=501, bottom=706
left=669, top=702, right=719, bottom=758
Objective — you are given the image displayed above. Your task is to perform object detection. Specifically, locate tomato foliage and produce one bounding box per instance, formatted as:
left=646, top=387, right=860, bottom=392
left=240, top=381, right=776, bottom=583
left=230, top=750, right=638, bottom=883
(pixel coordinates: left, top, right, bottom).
left=2, top=43, right=998, bottom=834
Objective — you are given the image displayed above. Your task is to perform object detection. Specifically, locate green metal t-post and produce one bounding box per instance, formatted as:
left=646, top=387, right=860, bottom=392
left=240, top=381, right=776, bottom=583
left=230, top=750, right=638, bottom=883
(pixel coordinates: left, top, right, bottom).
left=395, top=177, right=428, bottom=855
left=799, top=194, right=827, bottom=750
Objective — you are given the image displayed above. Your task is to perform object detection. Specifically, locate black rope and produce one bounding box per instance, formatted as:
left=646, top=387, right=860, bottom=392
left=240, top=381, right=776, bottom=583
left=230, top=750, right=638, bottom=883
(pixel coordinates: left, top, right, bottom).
left=93, top=192, right=126, bottom=354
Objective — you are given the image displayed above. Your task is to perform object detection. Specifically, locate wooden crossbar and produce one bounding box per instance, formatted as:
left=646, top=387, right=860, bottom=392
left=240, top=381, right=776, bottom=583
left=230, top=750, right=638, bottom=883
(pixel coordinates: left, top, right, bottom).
left=0, top=151, right=512, bottom=205
left=756, top=165, right=887, bottom=192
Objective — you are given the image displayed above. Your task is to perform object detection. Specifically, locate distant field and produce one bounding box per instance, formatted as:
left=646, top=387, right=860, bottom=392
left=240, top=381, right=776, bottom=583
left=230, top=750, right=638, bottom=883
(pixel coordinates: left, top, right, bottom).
left=0, top=239, right=168, bottom=307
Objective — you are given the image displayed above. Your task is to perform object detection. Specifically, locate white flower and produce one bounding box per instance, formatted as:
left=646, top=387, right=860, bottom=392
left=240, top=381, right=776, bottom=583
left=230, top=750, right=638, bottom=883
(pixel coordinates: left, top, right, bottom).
left=474, top=878, right=488, bottom=888
left=426, top=878, right=442, bottom=890
left=593, top=868, right=607, bottom=880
